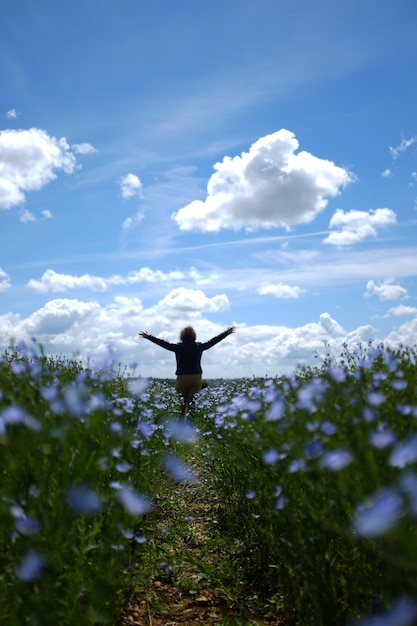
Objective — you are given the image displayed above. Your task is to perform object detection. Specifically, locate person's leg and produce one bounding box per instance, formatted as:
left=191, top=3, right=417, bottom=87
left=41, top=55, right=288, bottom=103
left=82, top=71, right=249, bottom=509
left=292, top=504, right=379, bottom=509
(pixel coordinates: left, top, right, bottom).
left=175, top=375, right=202, bottom=420
left=183, top=375, right=202, bottom=418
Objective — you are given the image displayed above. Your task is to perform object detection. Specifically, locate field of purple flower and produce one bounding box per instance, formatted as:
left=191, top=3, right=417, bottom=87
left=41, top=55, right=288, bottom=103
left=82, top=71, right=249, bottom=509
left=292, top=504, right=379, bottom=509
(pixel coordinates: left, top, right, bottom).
left=1, top=341, right=417, bottom=625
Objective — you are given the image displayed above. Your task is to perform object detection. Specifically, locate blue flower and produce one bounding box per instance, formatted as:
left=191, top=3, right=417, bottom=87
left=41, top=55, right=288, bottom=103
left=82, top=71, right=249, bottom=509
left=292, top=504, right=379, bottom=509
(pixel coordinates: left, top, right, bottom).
left=321, top=449, right=352, bottom=471
left=15, top=551, right=47, bottom=582
left=163, top=455, right=199, bottom=484
left=353, top=489, right=403, bottom=537
left=66, top=486, right=103, bottom=515
left=304, top=439, right=323, bottom=459
left=390, top=434, right=417, bottom=468
left=263, top=449, right=281, bottom=465
left=116, top=487, right=154, bottom=516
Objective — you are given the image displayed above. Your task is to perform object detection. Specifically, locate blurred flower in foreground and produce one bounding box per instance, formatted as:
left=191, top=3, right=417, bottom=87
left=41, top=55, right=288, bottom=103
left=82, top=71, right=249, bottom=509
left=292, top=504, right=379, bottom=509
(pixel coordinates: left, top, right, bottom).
left=358, top=596, right=417, bottom=626
left=0, top=405, right=42, bottom=432
left=15, top=551, right=47, bottom=582
left=16, top=517, right=40, bottom=536
left=390, top=434, right=417, bottom=469
left=263, top=448, right=282, bottom=465
left=116, top=486, right=154, bottom=515
left=164, top=419, right=198, bottom=443
left=163, top=454, right=199, bottom=484
left=321, top=449, right=352, bottom=471
left=66, top=486, right=103, bottom=515
left=353, top=489, right=403, bottom=537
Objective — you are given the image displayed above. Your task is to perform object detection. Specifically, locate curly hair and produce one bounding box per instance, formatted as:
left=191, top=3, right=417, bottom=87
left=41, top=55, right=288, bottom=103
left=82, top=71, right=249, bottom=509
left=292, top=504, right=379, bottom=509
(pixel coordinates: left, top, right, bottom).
left=180, top=326, right=196, bottom=342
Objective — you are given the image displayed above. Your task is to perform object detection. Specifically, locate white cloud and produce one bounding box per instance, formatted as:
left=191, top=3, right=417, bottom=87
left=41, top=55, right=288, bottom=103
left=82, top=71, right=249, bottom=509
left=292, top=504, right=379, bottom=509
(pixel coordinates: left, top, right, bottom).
left=71, top=143, right=97, bottom=154
left=172, top=129, right=353, bottom=232
left=1, top=292, right=416, bottom=379
left=27, top=267, right=218, bottom=293
left=0, top=128, right=79, bottom=210
left=385, top=316, right=417, bottom=349
left=120, top=173, right=143, bottom=199
left=150, top=288, right=230, bottom=317
left=0, top=268, right=11, bottom=292
left=6, top=109, right=18, bottom=119
left=122, top=211, right=144, bottom=229
left=122, top=217, right=133, bottom=229
left=318, top=312, right=345, bottom=334
left=20, top=209, right=37, bottom=223
left=365, top=279, right=408, bottom=301
left=382, top=169, right=392, bottom=178
left=28, top=270, right=108, bottom=293
left=18, top=208, right=53, bottom=223
left=385, top=305, right=417, bottom=317
left=323, top=208, right=397, bottom=246
left=389, top=136, right=417, bottom=160
left=257, top=282, right=305, bottom=299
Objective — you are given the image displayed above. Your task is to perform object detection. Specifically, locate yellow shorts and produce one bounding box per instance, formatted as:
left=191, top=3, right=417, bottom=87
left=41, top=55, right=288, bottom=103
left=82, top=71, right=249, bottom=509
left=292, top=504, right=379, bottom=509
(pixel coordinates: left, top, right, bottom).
left=175, top=374, right=202, bottom=397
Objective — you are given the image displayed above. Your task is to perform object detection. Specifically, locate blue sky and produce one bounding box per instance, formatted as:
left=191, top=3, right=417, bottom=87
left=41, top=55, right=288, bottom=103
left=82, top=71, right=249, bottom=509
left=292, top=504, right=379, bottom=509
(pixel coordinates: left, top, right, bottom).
left=1, top=0, right=417, bottom=378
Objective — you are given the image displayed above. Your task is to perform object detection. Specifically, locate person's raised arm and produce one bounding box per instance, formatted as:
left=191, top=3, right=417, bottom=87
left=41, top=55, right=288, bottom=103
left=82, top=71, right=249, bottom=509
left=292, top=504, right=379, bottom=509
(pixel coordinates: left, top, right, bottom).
left=138, top=330, right=176, bottom=351
left=202, top=326, right=236, bottom=350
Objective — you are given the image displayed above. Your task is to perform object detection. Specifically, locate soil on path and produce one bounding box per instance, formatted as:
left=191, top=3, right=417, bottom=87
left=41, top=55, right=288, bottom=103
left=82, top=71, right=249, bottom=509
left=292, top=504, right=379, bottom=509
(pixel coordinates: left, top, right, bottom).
left=118, top=455, right=284, bottom=626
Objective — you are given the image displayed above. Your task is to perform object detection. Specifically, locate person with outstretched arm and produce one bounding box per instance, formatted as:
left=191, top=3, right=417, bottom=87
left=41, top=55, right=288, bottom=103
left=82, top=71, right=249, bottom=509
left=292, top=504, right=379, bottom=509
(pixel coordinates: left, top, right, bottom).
left=139, top=325, right=235, bottom=420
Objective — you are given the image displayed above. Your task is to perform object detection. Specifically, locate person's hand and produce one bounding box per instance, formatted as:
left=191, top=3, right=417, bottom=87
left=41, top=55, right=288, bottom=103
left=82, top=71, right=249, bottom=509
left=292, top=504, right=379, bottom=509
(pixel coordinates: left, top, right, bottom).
left=138, top=330, right=150, bottom=339
left=226, top=326, right=236, bottom=335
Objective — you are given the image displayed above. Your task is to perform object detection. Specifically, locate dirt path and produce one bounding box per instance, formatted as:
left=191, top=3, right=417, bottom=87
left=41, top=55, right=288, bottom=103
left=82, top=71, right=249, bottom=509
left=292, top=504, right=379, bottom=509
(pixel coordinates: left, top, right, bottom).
left=118, top=455, right=284, bottom=626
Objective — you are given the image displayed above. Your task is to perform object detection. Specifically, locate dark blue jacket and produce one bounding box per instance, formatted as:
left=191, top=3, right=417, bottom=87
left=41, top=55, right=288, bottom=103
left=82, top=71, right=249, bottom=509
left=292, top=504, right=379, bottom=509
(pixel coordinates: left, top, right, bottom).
left=145, top=330, right=230, bottom=375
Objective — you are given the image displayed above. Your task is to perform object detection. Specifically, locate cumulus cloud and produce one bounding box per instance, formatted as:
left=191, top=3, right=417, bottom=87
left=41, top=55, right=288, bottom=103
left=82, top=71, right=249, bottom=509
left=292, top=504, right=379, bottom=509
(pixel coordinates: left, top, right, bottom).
left=382, top=169, right=392, bottom=178
left=323, top=208, right=397, bottom=245
left=24, top=299, right=101, bottom=336
left=0, top=268, right=11, bottom=292
left=257, top=282, right=305, bottom=299
left=150, top=288, right=229, bottom=316
left=6, top=109, right=18, bottom=119
left=318, top=312, right=345, bottom=334
left=365, top=279, right=408, bottom=301
left=172, top=129, right=353, bottom=232
left=0, top=128, right=79, bottom=210
left=120, top=173, right=143, bottom=199
left=28, top=270, right=108, bottom=293
left=1, top=292, right=416, bottom=379
left=27, top=267, right=217, bottom=293
left=385, top=305, right=417, bottom=317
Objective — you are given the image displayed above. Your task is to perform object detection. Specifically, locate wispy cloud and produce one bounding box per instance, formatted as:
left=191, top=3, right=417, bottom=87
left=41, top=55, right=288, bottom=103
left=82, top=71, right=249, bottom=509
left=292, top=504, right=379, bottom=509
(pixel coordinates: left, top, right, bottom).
left=257, top=283, right=305, bottom=299
left=389, top=135, right=417, bottom=160
left=20, top=209, right=37, bottom=223
left=71, top=142, right=97, bottom=154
